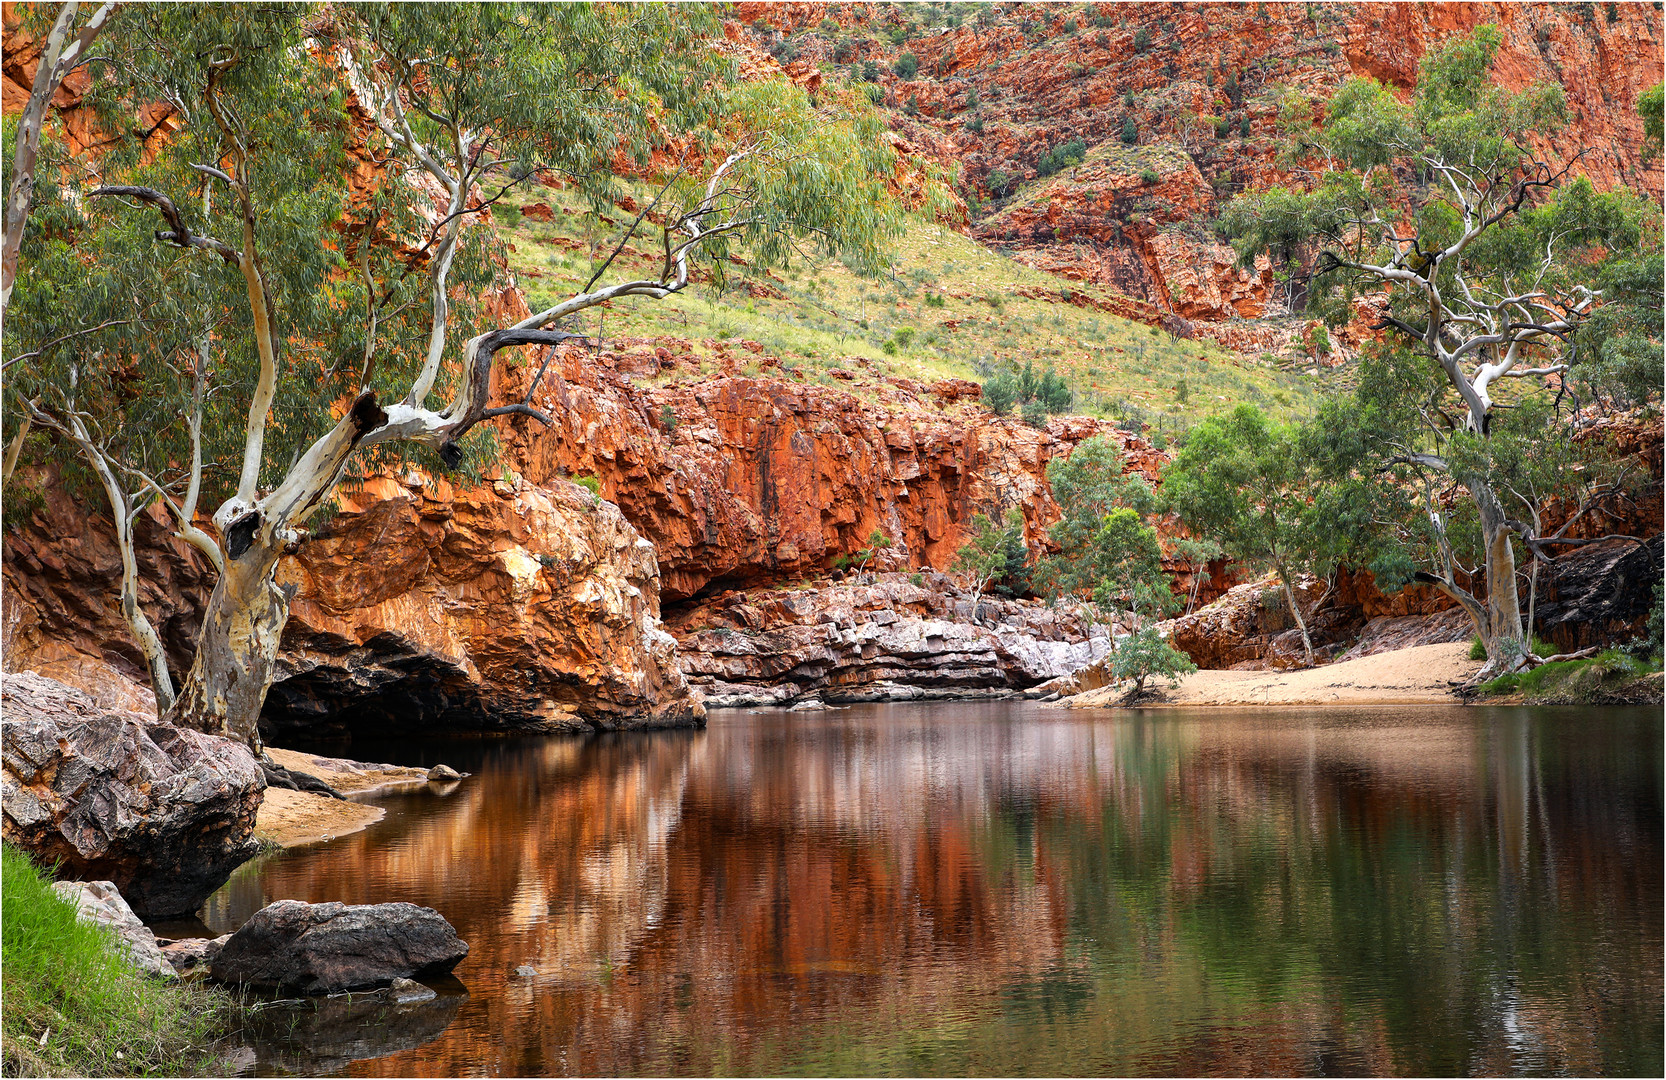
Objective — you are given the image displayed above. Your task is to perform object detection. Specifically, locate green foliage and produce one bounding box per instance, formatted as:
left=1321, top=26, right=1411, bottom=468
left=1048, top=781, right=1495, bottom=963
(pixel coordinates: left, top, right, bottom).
left=894, top=52, right=919, bottom=79
left=982, top=372, right=1018, bottom=415
left=1040, top=437, right=1171, bottom=626
left=909, top=571, right=926, bottom=587
left=574, top=474, right=602, bottom=497
left=985, top=168, right=1014, bottom=196
left=953, top=508, right=1025, bottom=601
left=2, top=844, right=236, bottom=1077
left=659, top=404, right=679, bottom=433
left=1133, top=27, right=1150, bottom=52
left=1640, top=82, right=1664, bottom=160
left=1139, top=167, right=1161, bottom=184
left=1120, top=115, right=1138, bottom=145
left=1037, top=138, right=1087, bottom=177
left=1477, top=649, right=1658, bottom=700
left=1239, top=114, right=1252, bottom=138
left=1021, top=397, right=1048, bottom=428
left=1110, top=625, right=1198, bottom=694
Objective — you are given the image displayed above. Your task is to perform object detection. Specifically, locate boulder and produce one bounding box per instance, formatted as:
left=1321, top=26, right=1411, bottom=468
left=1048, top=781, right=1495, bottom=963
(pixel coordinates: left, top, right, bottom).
left=157, top=934, right=232, bottom=979
left=2, top=672, right=265, bottom=919
left=210, top=899, right=469, bottom=994
left=426, top=764, right=461, bottom=782
left=50, top=879, right=172, bottom=978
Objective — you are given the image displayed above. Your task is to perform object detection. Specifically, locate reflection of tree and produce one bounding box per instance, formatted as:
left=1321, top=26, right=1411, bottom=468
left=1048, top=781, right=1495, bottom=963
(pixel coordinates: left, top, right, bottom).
left=216, top=709, right=1660, bottom=1078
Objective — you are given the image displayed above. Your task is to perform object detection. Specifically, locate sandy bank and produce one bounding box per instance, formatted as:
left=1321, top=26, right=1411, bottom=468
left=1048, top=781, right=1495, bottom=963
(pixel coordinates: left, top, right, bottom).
left=253, top=749, right=432, bottom=849
left=1064, top=642, right=1483, bottom=708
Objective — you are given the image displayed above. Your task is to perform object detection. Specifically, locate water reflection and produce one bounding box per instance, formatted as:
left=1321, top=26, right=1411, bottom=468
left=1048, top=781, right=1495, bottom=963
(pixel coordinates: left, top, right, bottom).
left=207, top=704, right=1662, bottom=1077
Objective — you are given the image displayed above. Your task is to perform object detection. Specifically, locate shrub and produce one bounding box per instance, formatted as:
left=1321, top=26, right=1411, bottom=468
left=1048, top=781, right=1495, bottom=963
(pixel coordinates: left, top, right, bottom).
left=1121, top=115, right=1138, bottom=145
left=1021, top=397, right=1048, bottom=428
left=894, top=52, right=918, bottom=78
left=903, top=94, right=920, bottom=117
left=1133, top=27, right=1151, bottom=52
left=982, top=372, right=1019, bottom=415
left=924, top=293, right=946, bottom=308
left=965, top=86, right=979, bottom=108
left=966, top=116, right=986, bottom=134
left=881, top=339, right=898, bottom=355
left=985, top=168, right=1013, bottom=196
left=1139, top=167, right=1161, bottom=184
left=820, top=17, right=839, bottom=34
left=893, top=327, right=916, bottom=348
left=861, top=59, right=879, bottom=81
left=1063, top=17, right=1078, bottom=34
left=864, top=83, right=885, bottom=105
left=1037, top=138, right=1087, bottom=177
left=910, top=572, right=926, bottom=587
left=574, top=475, right=602, bottom=496
left=496, top=204, right=522, bottom=228
left=1239, top=114, right=1252, bottom=138
left=659, top=404, right=678, bottom=433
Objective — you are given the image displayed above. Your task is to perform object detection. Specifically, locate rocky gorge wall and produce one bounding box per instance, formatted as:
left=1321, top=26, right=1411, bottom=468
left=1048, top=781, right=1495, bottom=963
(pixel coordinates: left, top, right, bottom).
left=740, top=2, right=1663, bottom=332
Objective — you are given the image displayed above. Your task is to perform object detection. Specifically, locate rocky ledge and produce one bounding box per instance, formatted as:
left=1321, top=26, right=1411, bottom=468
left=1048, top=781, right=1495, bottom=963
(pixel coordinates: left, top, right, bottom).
left=666, top=572, right=1111, bottom=706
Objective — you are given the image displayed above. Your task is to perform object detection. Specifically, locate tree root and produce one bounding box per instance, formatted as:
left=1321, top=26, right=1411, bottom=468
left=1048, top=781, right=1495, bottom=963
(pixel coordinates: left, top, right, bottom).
left=258, top=756, right=346, bottom=800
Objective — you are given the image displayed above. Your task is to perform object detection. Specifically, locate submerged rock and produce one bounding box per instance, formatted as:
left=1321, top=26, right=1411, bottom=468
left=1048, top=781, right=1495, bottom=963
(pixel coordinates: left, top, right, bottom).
left=210, top=899, right=469, bottom=994
left=51, top=879, right=172, bottom=978
left=156, top=934, right=232, bottom=979
left=1, top=673, right=265, bottom=919
left=426, top=764, right=462, bottom=782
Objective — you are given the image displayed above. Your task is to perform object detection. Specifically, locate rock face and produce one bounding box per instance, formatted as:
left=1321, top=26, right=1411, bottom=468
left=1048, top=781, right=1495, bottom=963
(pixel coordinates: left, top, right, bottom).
left=1535, top=536, right=1665, bottom=654
left=51, top=879, right=173, bottom=978
left=744, top=2, right=1663, bottom=327
left=1, top=672, right=264, bottom=919
left=263, top=475, right=701, bottom=742
left=1169, top=568, right=1466, bottom=671
left=668, top=572, right=1110, bottom=705
left=210, top=899, right=469, bottom=994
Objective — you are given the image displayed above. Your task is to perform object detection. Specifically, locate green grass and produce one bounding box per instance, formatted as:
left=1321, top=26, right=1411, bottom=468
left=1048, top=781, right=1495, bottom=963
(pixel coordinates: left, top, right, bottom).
left=1, top=843, right=240, bottom=1077
left=1477, top=648, right=1662, bottom=701
left=491, top=184, right=1323, bottom=429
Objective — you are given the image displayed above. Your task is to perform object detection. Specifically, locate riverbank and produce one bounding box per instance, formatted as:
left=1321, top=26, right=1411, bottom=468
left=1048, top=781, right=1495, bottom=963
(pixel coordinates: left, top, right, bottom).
left=1064, top=642, right=1482, bottom=708
left=1, top=843, right=240, bottom=1077
left=253, top=749, right=431, bottom=849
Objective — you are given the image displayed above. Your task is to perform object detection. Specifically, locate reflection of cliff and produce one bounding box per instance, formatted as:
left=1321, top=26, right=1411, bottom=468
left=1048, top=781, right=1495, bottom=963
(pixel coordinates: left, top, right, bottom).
left=204, top=705, right=1661, bottom=1077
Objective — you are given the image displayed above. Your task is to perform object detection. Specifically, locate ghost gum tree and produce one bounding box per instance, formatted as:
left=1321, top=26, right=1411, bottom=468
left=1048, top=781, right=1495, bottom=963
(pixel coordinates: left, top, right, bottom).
left=1220, top=27, right=1662, bottom=678
left=3, top=2, right=924, bottom=747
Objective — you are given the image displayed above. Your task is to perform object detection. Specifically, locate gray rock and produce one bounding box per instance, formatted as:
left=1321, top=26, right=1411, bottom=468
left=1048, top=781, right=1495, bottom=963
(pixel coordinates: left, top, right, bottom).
left=426, top=764, right=461, bottom=782
left=50, top=880, right=172, bottom=978
left=388, top=977, right=437, bottom=1004
left=788, top=699, right=826, bottom=711
left=157, top=934, right=232, bottom=978
left=512, top=965, right=538, bottom=978
left=3, top=673, right=265, bottom=919
left=210, top=899, right=469, bottom=994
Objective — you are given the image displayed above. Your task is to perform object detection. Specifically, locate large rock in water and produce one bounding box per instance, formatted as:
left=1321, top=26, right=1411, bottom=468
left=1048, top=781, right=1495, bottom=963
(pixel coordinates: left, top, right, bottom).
left=210, top=900, right=469, bottom=994
left=1, top=672, right=264, bottom=919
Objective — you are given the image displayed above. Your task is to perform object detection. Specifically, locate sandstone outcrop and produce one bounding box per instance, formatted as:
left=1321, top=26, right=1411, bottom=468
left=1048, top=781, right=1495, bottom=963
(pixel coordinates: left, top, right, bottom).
left=210, top=899, right=469, bottom=994
left=668, top=572, right=1111, bottom=705
left=3, top=468, right=702, bottom=743
left=1, top=672, right=264, bottom=919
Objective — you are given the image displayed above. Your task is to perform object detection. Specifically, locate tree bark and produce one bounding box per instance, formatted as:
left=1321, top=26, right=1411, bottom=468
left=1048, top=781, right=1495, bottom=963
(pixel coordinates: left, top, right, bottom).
left=1275, top=564, right=1315, bottom=666
left=165, top=549, right=287, bottom=749
left=1471, top=473, right=1526, bottom=677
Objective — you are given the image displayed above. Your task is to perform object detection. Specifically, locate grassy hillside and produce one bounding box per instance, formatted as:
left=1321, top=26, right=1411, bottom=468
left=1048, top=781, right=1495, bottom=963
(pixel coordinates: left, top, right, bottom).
left=493, top=182, right=1322, bottom=440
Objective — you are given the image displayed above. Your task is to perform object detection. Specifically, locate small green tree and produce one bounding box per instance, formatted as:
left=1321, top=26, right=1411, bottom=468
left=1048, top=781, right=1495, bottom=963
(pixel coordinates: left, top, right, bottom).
left=1109, top=625, right=1196, bottom=699
left=1121, top=115, right=1138, bottom=145
left=894, top=52, right=918, bottom=78
left=953, top=509, right=1025, bottom=621
left=1133, top=27, right=1150, bottom=52
left=982, top=372, right=1019, bottom=415
left=1163, top=404, right=1334, bottom=665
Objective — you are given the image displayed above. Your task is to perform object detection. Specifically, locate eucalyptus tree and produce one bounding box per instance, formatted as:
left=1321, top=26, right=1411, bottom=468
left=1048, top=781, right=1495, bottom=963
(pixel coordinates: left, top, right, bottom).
left=5, top=2, right=920, bottom=746
left=1163, top=405, right=1335, bottom=666
left=1218, top=26, right=1662, bottom=677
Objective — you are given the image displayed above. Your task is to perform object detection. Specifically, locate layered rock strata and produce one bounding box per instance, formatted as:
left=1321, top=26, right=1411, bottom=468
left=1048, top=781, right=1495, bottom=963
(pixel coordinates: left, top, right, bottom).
left=668, top=572, right=1111, bottom=706
left=0, top=672, right=265, bottom=919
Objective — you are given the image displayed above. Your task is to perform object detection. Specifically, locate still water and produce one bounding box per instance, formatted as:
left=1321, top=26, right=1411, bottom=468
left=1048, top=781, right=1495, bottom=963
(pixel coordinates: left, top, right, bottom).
left=206, top=703, right=1663, bottom=1077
